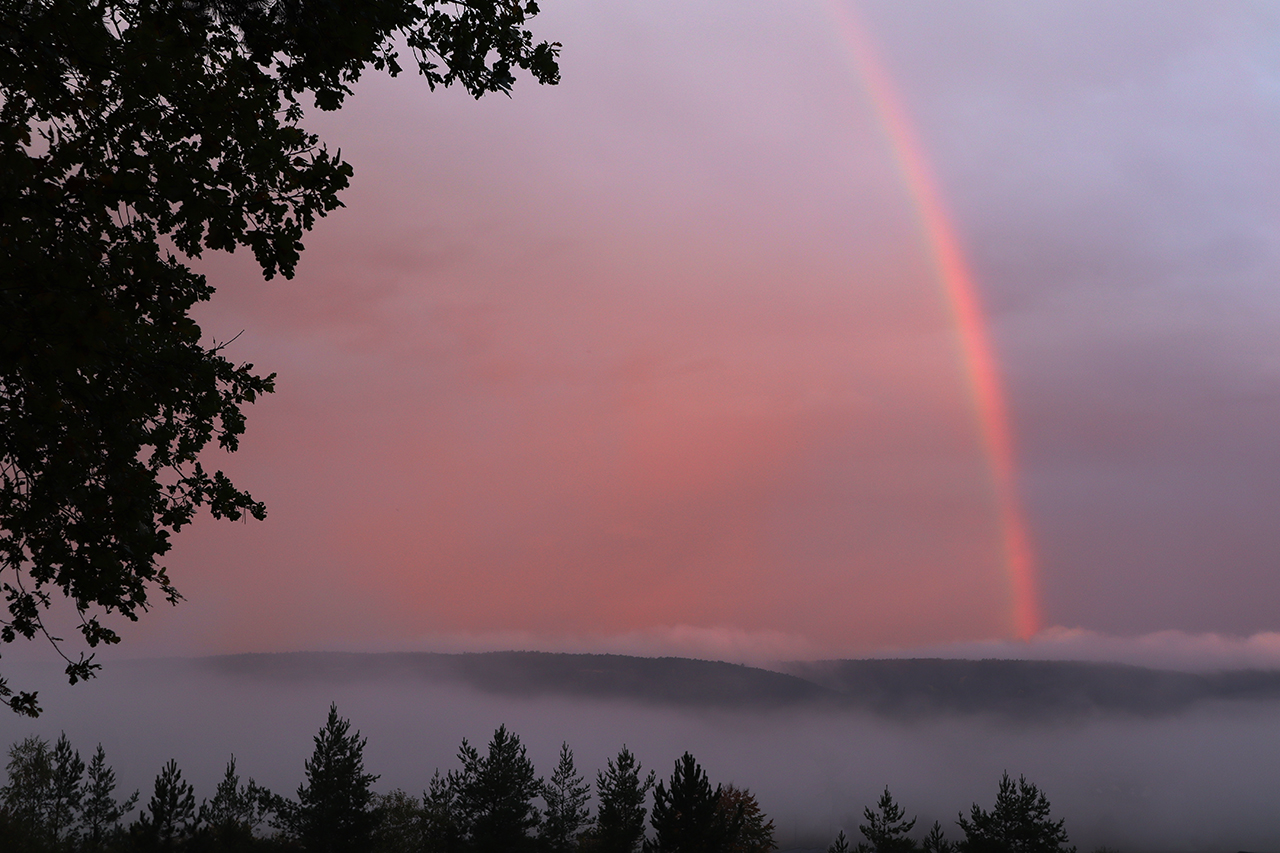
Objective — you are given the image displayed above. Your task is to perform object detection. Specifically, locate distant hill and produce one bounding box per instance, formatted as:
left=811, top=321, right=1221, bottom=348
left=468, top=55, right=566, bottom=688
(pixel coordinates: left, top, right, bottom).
left=198, top=651, right=836, bottom=709
left=195, top=651, right=1280, bottom=720
left=777, top=657, right=1280, bottom=719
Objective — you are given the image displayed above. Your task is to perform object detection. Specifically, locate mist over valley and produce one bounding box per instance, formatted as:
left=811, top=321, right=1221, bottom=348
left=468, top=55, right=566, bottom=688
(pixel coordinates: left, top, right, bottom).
left=4, top=652, right=1280, bottom=852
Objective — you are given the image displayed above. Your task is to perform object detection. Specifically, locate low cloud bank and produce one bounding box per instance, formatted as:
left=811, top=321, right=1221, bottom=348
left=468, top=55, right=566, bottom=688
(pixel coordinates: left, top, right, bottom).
left=294, top=625, right=1280, bottom=672
left=879, top=627, right=1280, bottom=672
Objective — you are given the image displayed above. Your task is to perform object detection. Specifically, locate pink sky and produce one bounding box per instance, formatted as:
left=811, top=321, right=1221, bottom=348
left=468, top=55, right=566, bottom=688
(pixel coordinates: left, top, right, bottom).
left=102, top=0, right=1280, bottom=661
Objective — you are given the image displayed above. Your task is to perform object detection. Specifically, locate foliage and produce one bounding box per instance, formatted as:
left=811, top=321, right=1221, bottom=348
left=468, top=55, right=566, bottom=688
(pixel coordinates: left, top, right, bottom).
left=540, top=742, right=591, bottom=853
left=370, top=789, right=424, bottom=853
left=197, top=755, right=275, bottom=849
left=644, top=752, right=731, bottom=853
left=857, top=787, right=916, bottom=853
left=587, top=746, right=654, bottom=853
left=0, top=0, right=559, bottom=716
left=285, top=703, right=379, bottom=853
left=79, top=744, right=138, bottom=850
left=921, top=822, right=954, bottom=853
left=956, top=773, right=1074, bottom=853
left=0, top=725, right=1113, bottom=853
left=717, top=784, right=775, bottom=853
left=422, top=769, right=465, bottom=853
left=134, top=759, right=197, bottom=849
left=452, top=724, right=543, bottom=853
left=0, top=734, right=55, bottom=844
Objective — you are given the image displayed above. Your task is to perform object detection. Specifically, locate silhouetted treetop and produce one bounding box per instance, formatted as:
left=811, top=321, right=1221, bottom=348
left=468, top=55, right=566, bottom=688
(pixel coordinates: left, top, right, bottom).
left=957, top=773, right=1074, bottom=853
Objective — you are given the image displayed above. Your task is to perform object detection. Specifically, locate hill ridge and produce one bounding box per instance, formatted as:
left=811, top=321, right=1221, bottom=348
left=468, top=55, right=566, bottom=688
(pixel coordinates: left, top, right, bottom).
left=190, top=650, right=1280, bottom=720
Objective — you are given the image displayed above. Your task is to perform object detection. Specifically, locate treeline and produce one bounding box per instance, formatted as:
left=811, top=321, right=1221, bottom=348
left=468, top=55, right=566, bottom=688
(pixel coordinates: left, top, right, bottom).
left=0, top=704, right=1078, bottom=853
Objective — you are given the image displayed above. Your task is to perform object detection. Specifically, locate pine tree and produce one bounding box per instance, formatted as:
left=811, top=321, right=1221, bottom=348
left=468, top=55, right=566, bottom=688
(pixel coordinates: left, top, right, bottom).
left=139, top=759, right=198, bottom=849
left=922, top=822, right=953, bottom=853
left=644, top=752, right=727, bottom=853
left=541, top=742, right=591, bottom=853
left=591, top=746, right=654, bottom=853
left=199, top=755, right=274, bottom=848
left=47, top=733, right=85, bottom=844
left=858, top=787, right=916, bottom=853
left=78, top=744, right=138, bottom=851
left=291, top=704, right=379, bottom=853
left=956, top=773, right=1074, bottom=853
left=829, top=830, right=852, bottom=853
left=455, top=725, right=542, bottom=853
left=422, top=769, right=465, bottom=853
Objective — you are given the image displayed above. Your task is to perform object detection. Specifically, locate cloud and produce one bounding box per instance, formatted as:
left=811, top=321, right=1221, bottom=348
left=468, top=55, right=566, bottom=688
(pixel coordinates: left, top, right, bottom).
left=374, top=625, right=825, bottom=666
left=881, top=626, right=1280, bottom=672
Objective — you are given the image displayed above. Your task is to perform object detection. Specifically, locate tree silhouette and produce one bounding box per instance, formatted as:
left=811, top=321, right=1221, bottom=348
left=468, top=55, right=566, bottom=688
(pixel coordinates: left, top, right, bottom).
left=956, top=773, right=1074, bottom=853
left=0, top=734, right=55, bottom=847
left=590, top=746, right=654, bottom=853
left=370, top=788, right=425, bottom=853
left=718, top=785, right=775, bottom=853
left=136, top=759, right=198, bottom=850
left=922, top=822, right=954, bottom=853
left=198, top=755, right=274, bottom=849
left=858, top=787, right=916, bottom=853
left=42, top=733, right=85, bottom=846
left=453, top=724, right=542, bottom=853
left=644, top=752, right=729, bottom=853
left=422, top=769, right=466, bottom=853
left=288, top=704, right=378, bottom=853
left=541, top=742, right=591, bottom=853
left=79, top=744, right=139, bottom=851
left=0, top=0, right=560, bottom=716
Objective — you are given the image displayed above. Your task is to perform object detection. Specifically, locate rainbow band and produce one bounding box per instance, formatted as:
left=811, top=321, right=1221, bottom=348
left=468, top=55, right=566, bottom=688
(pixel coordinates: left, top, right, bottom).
left=826, top=1, right=1041, bottom=639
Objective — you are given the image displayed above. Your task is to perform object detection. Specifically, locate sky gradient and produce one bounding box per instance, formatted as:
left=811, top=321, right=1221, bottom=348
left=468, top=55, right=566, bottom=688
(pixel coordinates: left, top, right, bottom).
left=88, top=0, right=1279, bottom=663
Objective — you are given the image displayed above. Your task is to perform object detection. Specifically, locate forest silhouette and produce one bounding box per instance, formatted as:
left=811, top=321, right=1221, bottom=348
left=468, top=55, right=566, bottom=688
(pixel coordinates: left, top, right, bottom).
left=0, top=703, right=1081, bottom=853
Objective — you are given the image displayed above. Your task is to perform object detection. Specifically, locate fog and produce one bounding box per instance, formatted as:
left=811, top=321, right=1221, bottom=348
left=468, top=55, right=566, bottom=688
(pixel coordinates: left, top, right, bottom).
left=3, top=657, right=1279, bottom=852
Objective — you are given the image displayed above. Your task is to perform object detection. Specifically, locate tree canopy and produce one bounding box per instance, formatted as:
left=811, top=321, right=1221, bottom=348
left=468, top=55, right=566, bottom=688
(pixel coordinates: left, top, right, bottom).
left=540, top=742, right=591, bottom=853
left=589, top=746, right=654, bottom=853
left=0, top=0, right=559, bottom=715
left=0, top=723, right=1123, bottom=853
left=286, top=704, right=379, bottom=853
left=956, top=772, right=1074, bottom=853
left=644, top=753, right=731, bottom=853
left=452, top=724, right=543, bottom=853
left=857, top=787, right=916, bottom=853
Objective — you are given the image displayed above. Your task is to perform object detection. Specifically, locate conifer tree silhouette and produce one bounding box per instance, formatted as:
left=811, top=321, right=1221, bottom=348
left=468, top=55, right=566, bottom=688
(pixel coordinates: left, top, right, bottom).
left=423, top=769, right=466, bottom=853
left=199, top=755, right=275, bottom=848
left=454, top=725, right=542, bottom=853
left=592, top=746, right=655, bottom=853
left=79, top=744, right=139, bottom=851
left=645, top=752, right=728, bottom=853
left=922, top=822, right=954, bottom=853
left=541, top=742, right=591, bottom=853
left=956, top=773, right=1074, bottom=853
left=290, top=704, right=379, bottom=853
left=858, top=787, right=917, bottom=853
left=138, top=759, right=197, bottom=849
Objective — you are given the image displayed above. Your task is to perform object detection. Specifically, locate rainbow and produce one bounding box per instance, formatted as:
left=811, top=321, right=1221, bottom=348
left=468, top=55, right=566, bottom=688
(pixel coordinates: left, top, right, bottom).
left=825, top=1, right=1041, bottom=640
